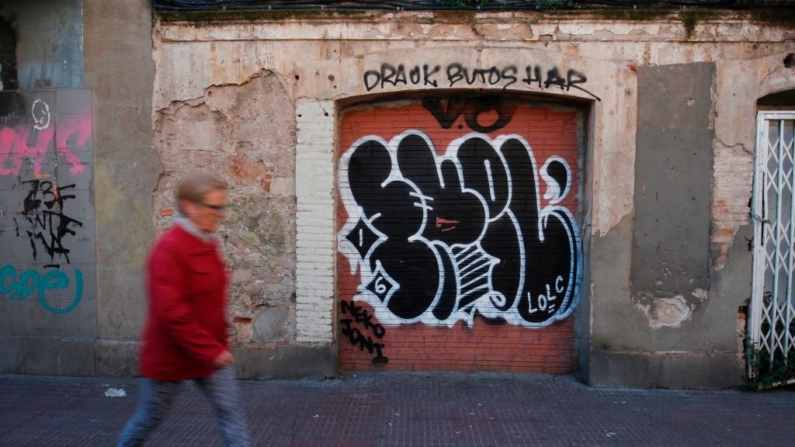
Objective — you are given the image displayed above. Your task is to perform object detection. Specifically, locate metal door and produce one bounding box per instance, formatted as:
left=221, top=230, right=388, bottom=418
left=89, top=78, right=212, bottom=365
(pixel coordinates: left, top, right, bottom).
left=750, top=112, right=795, bottom=385
left=336, top=98, right=584, bottom=373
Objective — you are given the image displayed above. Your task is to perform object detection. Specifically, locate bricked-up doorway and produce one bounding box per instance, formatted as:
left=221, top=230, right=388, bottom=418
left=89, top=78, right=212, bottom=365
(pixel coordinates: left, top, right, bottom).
left=336, top=96, right=584, bottom=373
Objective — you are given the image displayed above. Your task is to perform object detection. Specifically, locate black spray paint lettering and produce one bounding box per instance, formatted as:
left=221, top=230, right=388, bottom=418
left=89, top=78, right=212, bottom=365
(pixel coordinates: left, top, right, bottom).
left=339, top=130, right=582, bottom=328
left=446, top=64, right=518, bottom=90
left=17, top=180, right=83, bottom=263
left=363, top=62, right=600, bottom=101
left=340, top=299, right=389, bottom=364
left=421, top=97, right=517, bottom=133
left=536, top=67, right=593, bottom=99
left=364, top=64, right=441, bottom=91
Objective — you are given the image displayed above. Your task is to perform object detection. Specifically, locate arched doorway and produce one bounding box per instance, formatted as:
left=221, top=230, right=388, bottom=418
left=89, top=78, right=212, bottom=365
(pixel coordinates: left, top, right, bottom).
left=336, top=94, right=586, bottom=373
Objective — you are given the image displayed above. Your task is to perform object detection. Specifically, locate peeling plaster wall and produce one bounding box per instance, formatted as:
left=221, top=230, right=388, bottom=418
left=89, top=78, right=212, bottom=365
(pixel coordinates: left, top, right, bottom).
left=151, top=64, right=336, bottom=378
left=150, top=10, right=795, bottom=387
left=152, top=72, right=298, bottom=344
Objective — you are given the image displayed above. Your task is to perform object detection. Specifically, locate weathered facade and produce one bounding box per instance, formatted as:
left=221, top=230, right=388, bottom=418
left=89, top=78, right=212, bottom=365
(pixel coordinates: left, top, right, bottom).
left=0, top=0, right=156, bottom=377
left=1, top=0, right=794, bottom=389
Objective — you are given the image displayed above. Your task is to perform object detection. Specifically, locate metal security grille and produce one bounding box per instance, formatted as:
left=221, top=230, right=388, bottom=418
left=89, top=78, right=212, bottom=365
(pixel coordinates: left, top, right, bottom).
left=750, top=112, right=795, bottom=385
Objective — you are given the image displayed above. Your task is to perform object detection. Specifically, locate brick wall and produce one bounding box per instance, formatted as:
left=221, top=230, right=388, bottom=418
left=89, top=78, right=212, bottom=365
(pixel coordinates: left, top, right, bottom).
left=712, top=148, right=753, bottom=270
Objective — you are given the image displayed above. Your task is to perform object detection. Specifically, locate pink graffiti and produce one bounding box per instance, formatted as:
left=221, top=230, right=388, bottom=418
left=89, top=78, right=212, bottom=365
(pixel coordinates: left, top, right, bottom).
left=0, top=112, right=91, bottom=177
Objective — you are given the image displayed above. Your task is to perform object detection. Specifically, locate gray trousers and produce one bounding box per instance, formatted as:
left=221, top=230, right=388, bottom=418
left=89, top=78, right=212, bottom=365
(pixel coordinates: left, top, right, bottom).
left=116, top=366, right=251, bottom=447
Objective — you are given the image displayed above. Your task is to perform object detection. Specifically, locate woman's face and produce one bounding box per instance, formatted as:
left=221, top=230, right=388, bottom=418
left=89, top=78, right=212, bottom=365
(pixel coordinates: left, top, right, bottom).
left=183, top=189, right=227, bottom=233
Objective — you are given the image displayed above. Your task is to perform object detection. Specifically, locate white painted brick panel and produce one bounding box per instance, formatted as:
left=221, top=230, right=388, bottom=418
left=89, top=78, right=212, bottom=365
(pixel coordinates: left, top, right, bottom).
left=296, top=259, right=334, bottom=267
left=296, top=227, right=334, bottom=235
left=296, top=230, right=335, bottom=239
left=297, top=248, right=335, bottom=257
left=296, top=296, right=334, bottom=305
left=298, top=210, right=334, bottom=218
left=296, top=288, right=334, bottom=296
left=296, top=276, right=334, bottom=284
left=295, top=241, right=334, bottom=249
left=298, top=276, right=334, bottom=285
left=296, top=316, right=332, bottom=325
left=296, top=237, right=334, bottom=244
left=297, top=278, right=335, bottom=287
left=295, top=293, right=333, bottom=304
left=295, top=99, right=337, bottom=344
left=296, top=210, right=337, bottom=220
left=296, top=236, right=334, bottom=243
left=297, top=214, right=333, bottom=222
left=296, top=305, right=333, bottom=315
left=296, top=282, right=333, bottom=289
left=297, top=334, right=330, bottom=343
left=296, top=315, right=332, bottom=324
left=302, top=207, right=333, bottom=214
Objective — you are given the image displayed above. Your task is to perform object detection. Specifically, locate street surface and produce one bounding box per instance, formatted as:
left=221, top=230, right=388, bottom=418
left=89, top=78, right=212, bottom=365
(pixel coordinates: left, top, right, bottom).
left=1, top=371, right=794, bottom=446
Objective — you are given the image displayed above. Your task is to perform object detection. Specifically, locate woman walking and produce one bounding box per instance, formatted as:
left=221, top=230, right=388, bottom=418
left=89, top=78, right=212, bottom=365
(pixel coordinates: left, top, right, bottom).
left=117, top=172, right=251, bottom=447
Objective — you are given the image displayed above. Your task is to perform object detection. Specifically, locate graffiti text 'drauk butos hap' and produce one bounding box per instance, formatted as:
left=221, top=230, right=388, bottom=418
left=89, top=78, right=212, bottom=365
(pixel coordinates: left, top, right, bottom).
left=363, top=62, right=601, bottom=101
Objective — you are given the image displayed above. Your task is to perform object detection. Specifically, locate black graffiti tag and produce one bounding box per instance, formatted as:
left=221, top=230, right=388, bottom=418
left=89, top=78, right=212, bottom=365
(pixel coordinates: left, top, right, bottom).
left=362, top=62, right=601, bottom=101
left=446, top=63, right=519, bottom=89
left=339, top=131, right=581, bottom=327
left=364, top=63, right=441, bottom=91
left=421, top=96, right=517, bottom=133
left=340, top=299, right=389, bottom=364
left=16, top=180, right=83, bottom=263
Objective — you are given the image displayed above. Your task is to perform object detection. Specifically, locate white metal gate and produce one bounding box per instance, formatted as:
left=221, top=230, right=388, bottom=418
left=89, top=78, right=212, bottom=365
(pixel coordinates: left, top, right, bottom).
left=750, top=112, right=795, bottom=384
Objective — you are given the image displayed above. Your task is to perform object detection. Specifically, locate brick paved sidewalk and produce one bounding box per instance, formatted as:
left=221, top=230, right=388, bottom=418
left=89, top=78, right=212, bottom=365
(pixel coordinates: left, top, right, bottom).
left=2, top=371, right=795, bottom=447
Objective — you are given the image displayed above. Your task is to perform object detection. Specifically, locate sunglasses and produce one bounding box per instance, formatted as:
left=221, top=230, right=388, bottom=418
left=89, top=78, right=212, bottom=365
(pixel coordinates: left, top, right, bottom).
left=201, top=202, right=227, bottom=211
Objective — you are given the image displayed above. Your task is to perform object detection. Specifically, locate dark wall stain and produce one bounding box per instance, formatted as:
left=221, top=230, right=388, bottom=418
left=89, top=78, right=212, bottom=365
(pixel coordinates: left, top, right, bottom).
left=632, top=62, right=715, bottom=305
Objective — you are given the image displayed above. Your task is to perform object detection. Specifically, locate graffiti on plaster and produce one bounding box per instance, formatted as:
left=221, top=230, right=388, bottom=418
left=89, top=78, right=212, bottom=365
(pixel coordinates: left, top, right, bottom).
left=363, top=63, right=601, bottom=101
left=339, top=299, right=389, bottom=364
left=14, top=180, right=83, bottom=263
left=32, top=99, right=51, bottom=131
left=0, top=103, right=91, bottom=177
left=364, top=64, right=442, bottom=89
left=0, top=264, right=83, bottom=314
left=338, top=130, right=582, bottom=328
left=0, top=91, right=93, bottom=319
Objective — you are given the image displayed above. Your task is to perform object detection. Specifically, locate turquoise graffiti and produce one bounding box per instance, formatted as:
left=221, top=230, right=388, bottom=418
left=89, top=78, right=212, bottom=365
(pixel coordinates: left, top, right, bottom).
left=0, top=264, right=82, bottom=314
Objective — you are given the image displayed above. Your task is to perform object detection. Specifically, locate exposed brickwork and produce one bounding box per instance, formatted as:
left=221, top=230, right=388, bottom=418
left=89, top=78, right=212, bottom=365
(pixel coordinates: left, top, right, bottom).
left=712, top=146, right=753, bottom=270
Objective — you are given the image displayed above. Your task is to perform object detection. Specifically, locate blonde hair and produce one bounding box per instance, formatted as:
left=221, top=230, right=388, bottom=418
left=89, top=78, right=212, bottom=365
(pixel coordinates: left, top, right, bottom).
left=176, top=171, right=228, bottom=212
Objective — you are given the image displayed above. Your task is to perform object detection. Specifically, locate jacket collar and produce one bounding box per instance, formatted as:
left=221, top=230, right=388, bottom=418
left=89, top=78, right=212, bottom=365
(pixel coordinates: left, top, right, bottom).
left=175, top=215, right=213, bottom=244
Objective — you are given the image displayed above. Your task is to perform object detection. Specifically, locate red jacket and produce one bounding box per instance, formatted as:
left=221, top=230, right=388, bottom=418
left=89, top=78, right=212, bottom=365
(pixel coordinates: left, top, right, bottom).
left=139, top=224, right=229, bottom=381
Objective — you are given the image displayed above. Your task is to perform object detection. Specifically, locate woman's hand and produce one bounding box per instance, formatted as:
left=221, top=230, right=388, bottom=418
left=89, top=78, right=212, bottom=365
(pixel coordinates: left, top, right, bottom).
left=212, top=350, right=235, bottom=369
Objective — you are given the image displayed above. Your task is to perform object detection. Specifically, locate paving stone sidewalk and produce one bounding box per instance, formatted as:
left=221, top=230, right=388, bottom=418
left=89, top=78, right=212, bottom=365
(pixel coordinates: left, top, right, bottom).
left=1, top=371, right=795, bottom=447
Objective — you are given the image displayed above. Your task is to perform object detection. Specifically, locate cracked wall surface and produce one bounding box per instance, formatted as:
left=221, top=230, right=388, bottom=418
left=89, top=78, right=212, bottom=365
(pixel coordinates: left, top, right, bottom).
left=152, top=72, right=298, bottom=349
